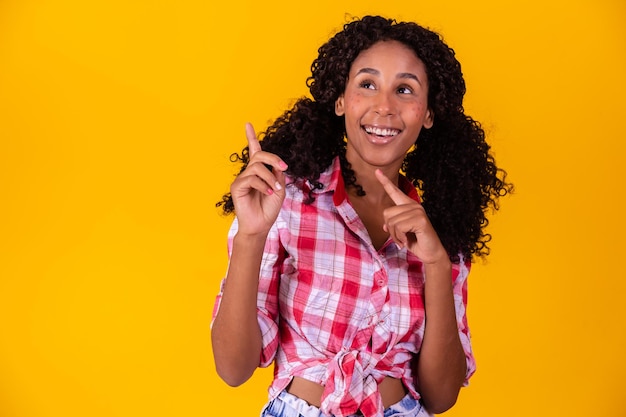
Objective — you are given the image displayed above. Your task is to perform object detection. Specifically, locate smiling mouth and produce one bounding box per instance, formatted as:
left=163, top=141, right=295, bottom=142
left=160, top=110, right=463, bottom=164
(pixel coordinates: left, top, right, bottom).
left=363, top=125, right=401, bottom=142
left=364, top=126, right=400, bottom=137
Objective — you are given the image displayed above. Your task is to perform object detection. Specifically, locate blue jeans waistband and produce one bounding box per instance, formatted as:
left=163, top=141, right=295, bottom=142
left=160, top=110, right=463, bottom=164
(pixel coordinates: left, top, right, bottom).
left=260, top=390, right=425, bottom=417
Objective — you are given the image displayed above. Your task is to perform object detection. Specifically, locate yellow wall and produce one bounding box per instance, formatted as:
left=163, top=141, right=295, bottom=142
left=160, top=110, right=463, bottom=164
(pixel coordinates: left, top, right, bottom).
left=1, top=1, right=625, bottom=416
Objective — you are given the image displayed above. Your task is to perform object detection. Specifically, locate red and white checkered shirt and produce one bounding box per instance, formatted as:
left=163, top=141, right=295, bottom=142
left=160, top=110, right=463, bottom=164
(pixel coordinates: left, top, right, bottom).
left=213, top=157, right=475, bottom=417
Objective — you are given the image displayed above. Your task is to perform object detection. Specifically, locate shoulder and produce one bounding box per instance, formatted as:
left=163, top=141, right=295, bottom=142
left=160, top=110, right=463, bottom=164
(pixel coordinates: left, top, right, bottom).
left=283, top=157, right=341, bottom=199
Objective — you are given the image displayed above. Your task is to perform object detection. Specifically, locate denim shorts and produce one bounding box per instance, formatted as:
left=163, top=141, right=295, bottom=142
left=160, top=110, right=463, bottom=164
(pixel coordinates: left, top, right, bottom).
left=260, top=390, right=428, bottom=417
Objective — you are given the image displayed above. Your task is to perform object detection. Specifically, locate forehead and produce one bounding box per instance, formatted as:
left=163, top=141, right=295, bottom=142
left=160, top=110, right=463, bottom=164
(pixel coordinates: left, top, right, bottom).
left=349, top=40, right=426, bottom=76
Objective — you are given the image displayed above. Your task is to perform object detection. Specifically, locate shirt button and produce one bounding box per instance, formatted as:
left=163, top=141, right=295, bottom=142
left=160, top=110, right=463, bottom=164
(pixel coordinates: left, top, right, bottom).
left=377, top=279, right=385, bottom=286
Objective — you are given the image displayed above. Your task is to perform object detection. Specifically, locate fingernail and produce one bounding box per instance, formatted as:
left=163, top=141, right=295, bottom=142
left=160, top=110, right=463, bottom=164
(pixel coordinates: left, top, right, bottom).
left=274, top=181, right=282, bottom=191
left=267, top=188, right=274, bottom=195
left=279, top=161, right=288, bottom=170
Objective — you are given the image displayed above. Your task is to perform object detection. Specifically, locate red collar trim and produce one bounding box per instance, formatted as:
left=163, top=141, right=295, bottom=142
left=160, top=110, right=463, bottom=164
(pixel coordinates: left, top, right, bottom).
left=333, top=170, right=421, bottom=206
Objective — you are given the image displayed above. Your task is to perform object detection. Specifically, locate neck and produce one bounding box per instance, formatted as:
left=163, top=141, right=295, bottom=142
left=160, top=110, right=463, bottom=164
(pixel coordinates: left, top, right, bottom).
left=345, top=159, right=401, bottom=204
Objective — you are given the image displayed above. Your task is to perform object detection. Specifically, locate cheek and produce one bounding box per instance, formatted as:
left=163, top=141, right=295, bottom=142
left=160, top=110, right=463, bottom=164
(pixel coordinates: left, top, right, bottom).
left=344, top=90, right=364, bottom=112
left=410, top=103, right=429, bottom=121
left=347, top=97, right=363, bottom=112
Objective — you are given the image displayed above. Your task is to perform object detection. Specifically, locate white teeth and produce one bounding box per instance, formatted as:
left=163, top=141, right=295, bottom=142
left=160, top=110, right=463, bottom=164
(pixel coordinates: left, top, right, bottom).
left=364, top=126, right=399, bottom=137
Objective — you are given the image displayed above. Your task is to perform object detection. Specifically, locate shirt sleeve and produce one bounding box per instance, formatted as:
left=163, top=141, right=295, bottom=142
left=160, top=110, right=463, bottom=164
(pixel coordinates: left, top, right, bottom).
left=452, top=257, right=477, bottom=385
left=211, top=217, right=285, bottom=368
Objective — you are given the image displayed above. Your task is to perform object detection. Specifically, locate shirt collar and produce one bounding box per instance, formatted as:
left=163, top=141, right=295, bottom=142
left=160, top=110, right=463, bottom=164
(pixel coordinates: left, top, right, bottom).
left=307, top=156, right=421, bottom=205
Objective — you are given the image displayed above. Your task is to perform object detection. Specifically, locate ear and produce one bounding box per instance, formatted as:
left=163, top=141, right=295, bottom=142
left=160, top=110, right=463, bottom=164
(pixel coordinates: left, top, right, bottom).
left=423, top=108, right=434, bottom=129
left=335, top=95, right=345, bottom=116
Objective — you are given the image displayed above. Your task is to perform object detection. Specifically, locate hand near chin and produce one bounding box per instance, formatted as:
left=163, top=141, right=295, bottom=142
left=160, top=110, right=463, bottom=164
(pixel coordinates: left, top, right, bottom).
left=374, top=169, right=449, bottom=266
left=230, top=123, right=288, bottom=237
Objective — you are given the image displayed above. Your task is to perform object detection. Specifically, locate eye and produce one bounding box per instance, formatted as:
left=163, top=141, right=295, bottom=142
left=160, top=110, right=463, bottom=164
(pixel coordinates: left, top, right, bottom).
left=397, top=86, right=413, bottom=94
left=359, top=80, right=376, bottom=90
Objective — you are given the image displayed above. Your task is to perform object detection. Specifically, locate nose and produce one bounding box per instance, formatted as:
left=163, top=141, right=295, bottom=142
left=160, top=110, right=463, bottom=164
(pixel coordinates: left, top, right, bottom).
left=374, top=91, right=395, bottom=116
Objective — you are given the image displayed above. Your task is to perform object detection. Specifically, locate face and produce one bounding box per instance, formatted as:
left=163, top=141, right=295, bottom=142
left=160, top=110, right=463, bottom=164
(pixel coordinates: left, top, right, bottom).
left=335, top=40, right=433, bottom=173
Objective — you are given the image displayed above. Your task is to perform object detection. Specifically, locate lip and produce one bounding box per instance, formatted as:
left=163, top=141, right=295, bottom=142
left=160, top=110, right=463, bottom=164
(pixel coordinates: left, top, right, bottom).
left=362, top=124, right=402, bottom=145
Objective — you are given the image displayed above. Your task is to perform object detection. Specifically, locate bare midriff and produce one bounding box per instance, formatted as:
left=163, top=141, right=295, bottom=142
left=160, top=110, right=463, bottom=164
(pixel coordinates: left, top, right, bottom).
left=287, top=375, right=408, bottom=409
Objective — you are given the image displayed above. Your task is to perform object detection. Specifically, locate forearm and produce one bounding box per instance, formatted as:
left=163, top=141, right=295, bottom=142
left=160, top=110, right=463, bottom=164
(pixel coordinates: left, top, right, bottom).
left=416, top=261, right=467, bottom=414
left=211, top=232, right=267, bottom=386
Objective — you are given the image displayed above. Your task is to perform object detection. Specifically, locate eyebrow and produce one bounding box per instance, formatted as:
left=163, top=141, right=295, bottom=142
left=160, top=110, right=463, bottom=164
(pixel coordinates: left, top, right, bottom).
left=355, top=67, right=423, bottom=85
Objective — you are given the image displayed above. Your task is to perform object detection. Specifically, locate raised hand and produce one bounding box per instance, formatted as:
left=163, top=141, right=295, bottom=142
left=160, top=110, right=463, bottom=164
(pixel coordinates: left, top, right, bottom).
left=230, top=123, right=288, bottom=236
left=374, top=169, right=449, bottom=265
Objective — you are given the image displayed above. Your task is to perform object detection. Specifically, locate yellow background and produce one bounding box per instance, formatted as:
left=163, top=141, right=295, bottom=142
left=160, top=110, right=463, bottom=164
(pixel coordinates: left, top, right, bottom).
left=1, top=0, right=625, bottom=416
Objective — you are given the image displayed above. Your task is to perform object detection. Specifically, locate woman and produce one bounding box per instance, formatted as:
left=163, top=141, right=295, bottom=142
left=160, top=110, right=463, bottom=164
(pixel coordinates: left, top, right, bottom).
left=211, top=15, right=512, bottom=417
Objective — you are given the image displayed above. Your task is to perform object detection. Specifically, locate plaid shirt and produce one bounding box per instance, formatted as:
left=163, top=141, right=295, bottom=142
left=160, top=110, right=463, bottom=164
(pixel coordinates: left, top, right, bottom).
left=213, top=157, right=475, bottom=417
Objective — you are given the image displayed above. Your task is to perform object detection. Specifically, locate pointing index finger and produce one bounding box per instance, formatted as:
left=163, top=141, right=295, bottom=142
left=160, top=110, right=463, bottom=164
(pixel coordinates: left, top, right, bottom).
left=245, top=122, right=262, bottom=156
left=375, top=169, right=413, bottom=206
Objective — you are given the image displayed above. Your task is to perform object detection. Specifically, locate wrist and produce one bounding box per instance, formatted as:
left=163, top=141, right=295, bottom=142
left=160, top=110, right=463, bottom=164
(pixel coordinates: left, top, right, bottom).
left=232, top=231, right=269, bottom=250
left=423, top=258, right=452, bottom=281
left=423, top=253, right=451, bottom=269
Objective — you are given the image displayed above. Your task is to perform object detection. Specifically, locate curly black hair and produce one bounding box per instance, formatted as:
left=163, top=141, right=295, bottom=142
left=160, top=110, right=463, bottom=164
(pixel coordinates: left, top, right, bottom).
left=217, top=15, right=512, bottom=262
